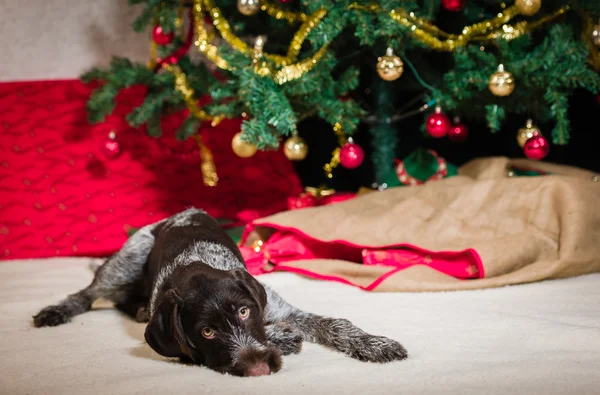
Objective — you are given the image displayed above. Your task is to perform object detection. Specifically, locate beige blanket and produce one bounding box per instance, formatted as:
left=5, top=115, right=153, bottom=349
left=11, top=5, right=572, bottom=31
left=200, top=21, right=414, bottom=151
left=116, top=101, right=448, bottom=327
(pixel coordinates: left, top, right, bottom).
left=246, top=157, right=600, bottom=291
left=2, top=258, right=600, bottom=395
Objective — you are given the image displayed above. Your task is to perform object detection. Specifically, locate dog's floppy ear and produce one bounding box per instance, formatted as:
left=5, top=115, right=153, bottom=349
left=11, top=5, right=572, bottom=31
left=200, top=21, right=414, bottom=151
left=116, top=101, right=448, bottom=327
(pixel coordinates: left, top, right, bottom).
left=231, top=268, right=267, bottom=315
left=144, top=289, right=193, bottom=360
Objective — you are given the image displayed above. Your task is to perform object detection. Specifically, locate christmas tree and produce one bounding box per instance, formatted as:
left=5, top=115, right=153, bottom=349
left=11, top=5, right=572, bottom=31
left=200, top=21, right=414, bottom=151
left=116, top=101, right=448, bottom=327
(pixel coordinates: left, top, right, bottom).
left=82, top=0, right=600, bottom=186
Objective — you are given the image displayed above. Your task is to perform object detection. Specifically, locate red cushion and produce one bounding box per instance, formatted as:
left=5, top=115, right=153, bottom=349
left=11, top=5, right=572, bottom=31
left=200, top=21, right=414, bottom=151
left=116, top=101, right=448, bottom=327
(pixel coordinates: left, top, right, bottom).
left=0, top=80, right=303, bottom=260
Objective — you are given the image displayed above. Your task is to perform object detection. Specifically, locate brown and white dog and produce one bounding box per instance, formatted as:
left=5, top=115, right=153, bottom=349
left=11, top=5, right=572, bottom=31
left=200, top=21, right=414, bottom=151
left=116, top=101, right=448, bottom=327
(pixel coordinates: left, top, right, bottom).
left=33, top=208, right=407, bottom=376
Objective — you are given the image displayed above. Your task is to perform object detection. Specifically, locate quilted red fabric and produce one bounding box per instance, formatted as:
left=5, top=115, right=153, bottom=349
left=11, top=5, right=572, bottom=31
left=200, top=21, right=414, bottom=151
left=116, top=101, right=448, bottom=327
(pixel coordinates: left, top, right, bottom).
left=0, top=80, right=303, bottom=260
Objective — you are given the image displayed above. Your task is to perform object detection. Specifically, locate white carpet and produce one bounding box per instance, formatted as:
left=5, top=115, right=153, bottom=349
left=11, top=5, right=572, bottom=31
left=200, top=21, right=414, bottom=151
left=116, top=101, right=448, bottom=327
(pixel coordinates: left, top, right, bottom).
left=1, top=258, right=599, bottom=395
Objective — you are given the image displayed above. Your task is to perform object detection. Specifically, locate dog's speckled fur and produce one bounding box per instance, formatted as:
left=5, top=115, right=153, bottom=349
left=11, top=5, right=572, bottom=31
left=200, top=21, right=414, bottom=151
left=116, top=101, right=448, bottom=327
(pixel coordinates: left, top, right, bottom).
left=33, top=208, right=407, bottom=374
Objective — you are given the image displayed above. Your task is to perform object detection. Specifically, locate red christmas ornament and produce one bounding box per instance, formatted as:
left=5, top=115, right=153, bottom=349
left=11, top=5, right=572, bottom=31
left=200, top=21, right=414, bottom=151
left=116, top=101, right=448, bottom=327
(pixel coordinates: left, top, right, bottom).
left=442, top=0, right=467, bottom=12
left=152, top=26, right=174, bottom=45
left=441, top=0, right=467, bottom=12
left=448, top=117, right=468, bottom=142
left=426, top=107, right=451, bottom=138
left=339, top=139, right=364, bottom=169
left=523, top=135, right=550, bottom=161
left=103, top=132, right=121, bottom=159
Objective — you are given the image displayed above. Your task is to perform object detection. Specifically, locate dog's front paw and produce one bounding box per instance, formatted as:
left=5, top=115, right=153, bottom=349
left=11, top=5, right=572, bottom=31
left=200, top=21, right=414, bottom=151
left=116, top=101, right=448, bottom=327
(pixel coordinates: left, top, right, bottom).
left=346, top=335, right=408, bottom=363
left=33, top=305, right=73, bottom=327
left=266, top=322, right=303, bottom=355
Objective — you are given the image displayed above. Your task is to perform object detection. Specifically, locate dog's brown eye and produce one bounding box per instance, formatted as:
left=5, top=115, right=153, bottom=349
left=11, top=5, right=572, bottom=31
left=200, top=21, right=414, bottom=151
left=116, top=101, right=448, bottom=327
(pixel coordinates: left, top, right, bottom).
left=201, top=327, right=215, bottom=339
left=239, top=307, right=250, bottom=319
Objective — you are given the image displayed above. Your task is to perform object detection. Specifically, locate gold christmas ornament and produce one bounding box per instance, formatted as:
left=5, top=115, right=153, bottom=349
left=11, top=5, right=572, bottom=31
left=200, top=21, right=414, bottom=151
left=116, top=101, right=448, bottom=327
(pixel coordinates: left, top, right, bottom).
left=376, top=47, right=404, bottom=81
left=231, top=132, right=257, bottom=158
left=283, top=133, right=308, bottom=161
left=517, top=119, right=541, bottom=148
left=515, top=0, right=541, bottom=16
left=237, top=0, right=261, bottom=16
left=488, top=64, right=515, bottom=97
left=591, top=23, right=600, bottom=47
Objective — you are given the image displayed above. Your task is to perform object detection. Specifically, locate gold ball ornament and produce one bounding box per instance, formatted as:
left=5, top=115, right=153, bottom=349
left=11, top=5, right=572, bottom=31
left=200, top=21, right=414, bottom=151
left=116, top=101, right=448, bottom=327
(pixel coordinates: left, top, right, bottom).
left=376, top=47, right=404, bottom=81
left=517, top=119, right=541, bottom=148
left=515, top=0, right=541, bottom=16
left=283, top=134, right=308, bottom=161
left=488, top=64, right=515, bottom=97
left=231, top=132, right=257, bottom=158
left=591, top=23, right=600, bottom=47
left=237, top=0, right=261, bottom=16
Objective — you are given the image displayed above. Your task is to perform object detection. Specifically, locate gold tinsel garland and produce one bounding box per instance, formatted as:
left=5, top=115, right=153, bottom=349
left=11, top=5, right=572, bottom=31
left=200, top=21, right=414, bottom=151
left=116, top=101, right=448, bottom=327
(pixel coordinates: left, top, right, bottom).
left=261, top=1, right=308, bottom=24
left=163, top=63, right=221, bottom=186
left=193, top=0, right=231, bottom=70
left=192, top=0, right=573, bottom=86
left=323, top=122, right=348, bottom=179
left=158, top=1, right=575, bottom=88
left=150, top=1, right=578, bottom=182
left=193, top=0, right=329, bottom=84
left=202, top=0, right=325, bottom=66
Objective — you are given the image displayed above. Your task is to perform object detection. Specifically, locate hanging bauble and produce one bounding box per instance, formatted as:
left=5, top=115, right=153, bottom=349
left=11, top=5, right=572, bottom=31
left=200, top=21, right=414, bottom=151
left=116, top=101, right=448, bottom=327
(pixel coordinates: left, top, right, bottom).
left=152, top=26, right=175, bottom=45
left=283, top=133, right=308, bottom=161
left=488, top=64, right=515, bottom=97
left=339, top=138, right=364, bottom=169
left=523, top=135, right=549, bottom=160
left=448, top=117, right=469, bottom=142
left=524, top=134, right=550, bottom=161
left=517, top=119, right=541, bottom=148
left=426, top=106, right=451, bottom=138
left=376, top=47, right=404, bottom=81
left=238, top=0, right=261, bottom=16
left=441, top=0, right=467, bottom=12
left=231, top=132, right=257, bottom=158
left=102, top=131, right=121, bottom=159
left=591, top=23, right=600, bottom=47
left=515, top=0, right=541, bottom=16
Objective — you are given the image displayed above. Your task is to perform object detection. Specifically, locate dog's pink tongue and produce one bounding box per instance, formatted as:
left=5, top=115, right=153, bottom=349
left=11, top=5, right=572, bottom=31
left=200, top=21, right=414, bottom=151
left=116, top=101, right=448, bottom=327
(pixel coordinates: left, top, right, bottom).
left=246, top=362, right=270, bottom=377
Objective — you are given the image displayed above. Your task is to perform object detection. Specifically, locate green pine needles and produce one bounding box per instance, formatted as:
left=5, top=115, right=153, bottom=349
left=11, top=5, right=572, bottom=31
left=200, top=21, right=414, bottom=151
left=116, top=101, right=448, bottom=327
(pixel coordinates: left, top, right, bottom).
left=82, top=0, right=600, bottom=181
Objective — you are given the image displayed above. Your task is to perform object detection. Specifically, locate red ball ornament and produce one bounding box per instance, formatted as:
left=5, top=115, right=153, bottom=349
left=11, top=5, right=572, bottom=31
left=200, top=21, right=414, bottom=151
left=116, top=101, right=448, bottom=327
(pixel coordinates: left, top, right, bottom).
left=441, top=0, right=467, bottom=12
left=426, top=107, right=451, bottom=138
left=152, top=26, right=174, bottom=45
left=103, top=132, right=121, bottom=159
left=523, top=135, right=550, bottom=161
left=339, top=139, right=364, bottom=169
left=448, top=117, right=468, bottom=142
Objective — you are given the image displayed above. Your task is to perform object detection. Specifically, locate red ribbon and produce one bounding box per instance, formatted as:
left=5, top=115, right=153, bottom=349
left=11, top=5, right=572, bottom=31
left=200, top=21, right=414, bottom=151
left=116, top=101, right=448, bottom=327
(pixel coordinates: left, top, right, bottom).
left=287, top=191, right=356, bottom=210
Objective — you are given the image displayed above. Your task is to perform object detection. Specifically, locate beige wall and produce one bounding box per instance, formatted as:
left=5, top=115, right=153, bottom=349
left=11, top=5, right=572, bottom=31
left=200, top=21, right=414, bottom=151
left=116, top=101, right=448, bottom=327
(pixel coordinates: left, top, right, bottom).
left=0, top=0, right=149, bottom=81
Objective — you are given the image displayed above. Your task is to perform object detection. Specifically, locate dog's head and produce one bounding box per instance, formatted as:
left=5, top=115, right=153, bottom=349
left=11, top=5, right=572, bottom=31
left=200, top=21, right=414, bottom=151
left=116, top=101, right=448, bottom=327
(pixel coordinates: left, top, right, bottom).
left=144, top=265, right=281, bottom=377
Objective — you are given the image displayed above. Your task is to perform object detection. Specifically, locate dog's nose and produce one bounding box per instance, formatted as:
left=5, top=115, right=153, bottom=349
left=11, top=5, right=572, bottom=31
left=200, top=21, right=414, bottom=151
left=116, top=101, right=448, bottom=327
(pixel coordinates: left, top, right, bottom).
left=245, top=362, right=270, bottom=377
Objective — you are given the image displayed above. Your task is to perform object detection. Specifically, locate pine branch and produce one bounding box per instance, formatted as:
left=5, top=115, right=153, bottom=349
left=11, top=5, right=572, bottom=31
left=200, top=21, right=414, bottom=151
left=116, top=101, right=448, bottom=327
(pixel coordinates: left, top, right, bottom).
left=544, top=88, right=570, bottom=145
left=334, top=66, right=361, bottom=96
left=485, top=104, right=506, bottom=133
left=176, top=115, right=200, bottom=140
left=126, top=88, right=175, bottom=127
left=146, top=113, right=162, bottom=137
left=241, top=118, right=279, bottom=148
left=86, top=84, right=119, bottom=124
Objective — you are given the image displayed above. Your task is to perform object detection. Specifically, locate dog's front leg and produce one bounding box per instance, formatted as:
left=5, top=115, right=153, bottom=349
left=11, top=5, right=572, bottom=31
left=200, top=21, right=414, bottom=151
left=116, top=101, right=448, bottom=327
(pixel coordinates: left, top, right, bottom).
left=33, top=221, right=162, bottom=327
left=265, top=321, right=303, bottom=355
left=262, top=285, right=408, bottom=363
